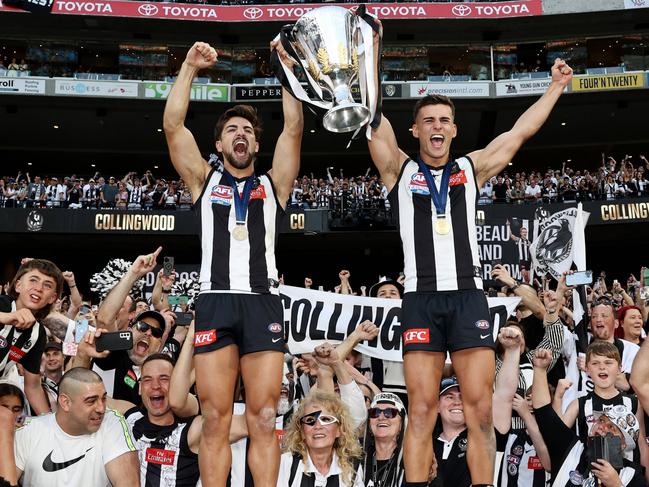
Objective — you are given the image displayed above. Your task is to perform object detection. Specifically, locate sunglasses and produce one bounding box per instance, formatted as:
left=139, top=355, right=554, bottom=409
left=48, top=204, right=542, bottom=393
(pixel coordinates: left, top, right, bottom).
left=299, top=410, right=339, bottom=427
left=132, top=321, right=164, bottom=339
left=368, top=407, right=400, bottom=419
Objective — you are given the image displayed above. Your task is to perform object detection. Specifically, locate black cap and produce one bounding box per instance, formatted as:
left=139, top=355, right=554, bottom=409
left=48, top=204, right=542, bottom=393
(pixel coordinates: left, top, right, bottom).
left=133, top=310, right=166, bottom=331
left=44, top=341, right=62, bottom=352
left=369, top=277, right=404, bottom=298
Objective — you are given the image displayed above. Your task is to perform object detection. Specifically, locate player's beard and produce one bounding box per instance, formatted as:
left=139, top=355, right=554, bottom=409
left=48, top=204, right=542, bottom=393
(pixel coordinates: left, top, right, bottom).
left=223, top=147, right=255, bottom=170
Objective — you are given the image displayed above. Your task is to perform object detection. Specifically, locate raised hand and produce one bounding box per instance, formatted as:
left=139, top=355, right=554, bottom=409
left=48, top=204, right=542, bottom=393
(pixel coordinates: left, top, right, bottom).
left=130, top=246, right=162, bottom=278
left=354, top=320, right=379, bottom=341
left=185, top=42, right=218, bottom=70
left=313, top=342, right=342, bottom=367
left=497, top=326, right=522, bottom=350
left=1, top=308, right=36, bottom=330
left=532, top=348, right=552, bottom=369
left=551, top=58, right=573, bottom=87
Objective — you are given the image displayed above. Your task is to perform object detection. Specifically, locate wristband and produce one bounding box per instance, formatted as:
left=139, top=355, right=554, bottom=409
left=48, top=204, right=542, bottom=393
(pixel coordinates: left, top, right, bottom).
left=162, top=288, right=171, bottom=294
left=69, top=284, right=76, bottom=289
left=510, top=281, right=520, bottom=291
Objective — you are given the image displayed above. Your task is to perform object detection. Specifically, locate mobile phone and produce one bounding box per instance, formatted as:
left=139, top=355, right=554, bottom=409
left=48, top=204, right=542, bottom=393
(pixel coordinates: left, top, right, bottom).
left=75, top=319, right=89, bottom=344
left=588, top=434, right=623, bottom=470
left=96, top=331, right=133, bottom=353
left=175, top=312, right=193, bottom=326
left=163, top=256, right=174, bottom=277
left=488, top=288, right=498, bottom=297
left=640, top=287, right=649, bottom=301
left=168, top=295, right=189, bottom=306
left=643, top=268, right=649, bottom=287
left=492, top=259, right=502, bottom=267
left=79, top=304, right=91, bottom=315
left=566, top=271, right=593, bottom=287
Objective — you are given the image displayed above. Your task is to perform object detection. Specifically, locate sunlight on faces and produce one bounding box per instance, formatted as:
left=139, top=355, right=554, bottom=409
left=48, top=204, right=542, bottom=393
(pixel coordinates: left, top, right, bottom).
left=369, top=405, right=402, bottom=441
left=140, top=359, right=172, bottom=417
left=128, top=316, right=163, bottom=365
left=216, top=116, right=259, bottom=170
left=14, top=270, right=58, bottom=311
left=590, top=304, right=618, bottom=341
left=586, top=354, right=620, bottom=389
left=302, top=404, right=340, bottom=451
left=621, top=309, right=643, bottom=340
left=44, top=349, right=64, bottom=372
left=412, top=104, right=457, bottom=163
left=0, top=395, right=24, bottom=425
left=438, top=389, right=465, bottom=427
left=59, top=381, right=107, bottom=434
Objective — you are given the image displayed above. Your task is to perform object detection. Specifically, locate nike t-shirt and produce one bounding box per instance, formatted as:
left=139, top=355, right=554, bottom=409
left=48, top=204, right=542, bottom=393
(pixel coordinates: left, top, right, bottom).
left=14, top=408, right=136, bottom=487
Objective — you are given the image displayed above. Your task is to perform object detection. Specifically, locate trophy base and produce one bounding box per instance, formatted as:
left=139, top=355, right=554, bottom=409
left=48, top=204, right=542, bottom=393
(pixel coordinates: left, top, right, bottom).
left=323, top=103, right=371, bottom=134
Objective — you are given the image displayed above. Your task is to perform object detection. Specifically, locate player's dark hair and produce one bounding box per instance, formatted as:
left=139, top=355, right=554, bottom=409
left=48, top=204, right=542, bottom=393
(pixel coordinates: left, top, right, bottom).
left=413, top=94, right=455, bottom=121
left=214, top=104, right=263, bottom=142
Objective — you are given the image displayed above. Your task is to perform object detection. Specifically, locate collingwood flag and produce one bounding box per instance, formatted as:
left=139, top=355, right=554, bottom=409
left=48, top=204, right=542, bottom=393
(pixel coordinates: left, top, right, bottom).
left=530, top=205, right=589, bottom=280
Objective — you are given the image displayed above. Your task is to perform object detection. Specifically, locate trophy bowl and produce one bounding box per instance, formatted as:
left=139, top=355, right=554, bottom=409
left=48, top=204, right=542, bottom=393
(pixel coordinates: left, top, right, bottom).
left=289, top=6, right=371, bottom=133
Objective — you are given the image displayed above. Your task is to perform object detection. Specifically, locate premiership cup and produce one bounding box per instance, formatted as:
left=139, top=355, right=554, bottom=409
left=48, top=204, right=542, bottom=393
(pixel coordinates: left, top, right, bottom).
left=282, top=6, right=372, bottom=133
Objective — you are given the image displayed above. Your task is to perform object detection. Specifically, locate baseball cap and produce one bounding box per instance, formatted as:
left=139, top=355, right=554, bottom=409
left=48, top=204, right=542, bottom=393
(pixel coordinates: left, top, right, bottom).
left=592, top=405, right=640, bottom=452
left=133, top=310, right=166, bottom=331
left=369, top=276, right=404, bottom=298
left=439, top=376, right=460, bottom=396
left=370, top=392, right=405, bottom=412
left=44, top=341, right=62, bottom=352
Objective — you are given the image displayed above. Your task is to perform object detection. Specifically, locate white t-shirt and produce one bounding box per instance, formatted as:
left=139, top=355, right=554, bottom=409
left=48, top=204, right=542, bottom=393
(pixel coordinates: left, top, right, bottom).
left=15, top=409, right=136, bottom=487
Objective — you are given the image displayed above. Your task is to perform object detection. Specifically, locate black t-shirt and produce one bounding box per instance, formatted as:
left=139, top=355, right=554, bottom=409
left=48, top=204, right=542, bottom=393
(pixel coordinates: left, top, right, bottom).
left=93, top=350, right=141, bottom=404
left=496, top=428, right=547, bottom=487
left=0, top=295, right=46, bottom=375
left=433, top=426, right=471, bottom=487
left=493, top=182, right=508, bottom=200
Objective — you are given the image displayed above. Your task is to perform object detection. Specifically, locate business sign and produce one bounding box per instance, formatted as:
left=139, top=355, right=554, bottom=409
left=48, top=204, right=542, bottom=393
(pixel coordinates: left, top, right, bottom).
left=234, top=85, right=283, bottom=101
left=409, top=81, right=490, bottom=98
left=571, top=72, right=645, bottom=92
left=0, top=77, right=46, bottom=94
left=54, top=79, right=139, bottom=98
left=2, top=0, right=53, bottom=13
left=495, top=78, right=553, bottom=97
left=624, top=0, right=649, bottom=8
left=144, top=82, right=228, bottom=102
left=0, top=1, right=542, bottom=22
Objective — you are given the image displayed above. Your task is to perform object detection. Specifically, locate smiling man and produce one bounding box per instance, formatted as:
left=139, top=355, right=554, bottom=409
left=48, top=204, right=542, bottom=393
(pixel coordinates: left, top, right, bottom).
left=367, top=44, right=573, bottom=485
left=164, top=41, right=303, bottom=487
left=13, top=367, right=139, bottom=487
left=0, top=259, right=64, bottom=414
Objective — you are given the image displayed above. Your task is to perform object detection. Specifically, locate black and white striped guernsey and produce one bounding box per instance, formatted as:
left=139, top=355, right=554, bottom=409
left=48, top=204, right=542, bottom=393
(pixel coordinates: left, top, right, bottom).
left=125, top=407, right=199, bottom=487
left=388, top=156, right=482, bottom=293
left=195, top=167, right=283, bottom=295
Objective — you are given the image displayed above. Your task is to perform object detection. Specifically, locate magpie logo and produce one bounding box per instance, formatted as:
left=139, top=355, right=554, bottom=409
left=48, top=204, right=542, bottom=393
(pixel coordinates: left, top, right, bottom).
left=42, top=447, right=93, bottom=472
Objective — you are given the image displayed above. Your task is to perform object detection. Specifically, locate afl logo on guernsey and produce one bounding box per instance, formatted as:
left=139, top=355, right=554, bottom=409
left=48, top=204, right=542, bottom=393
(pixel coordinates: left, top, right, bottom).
left=210, top=185, right=232, bottom=206
left=408, top=173, right=430, bottom=195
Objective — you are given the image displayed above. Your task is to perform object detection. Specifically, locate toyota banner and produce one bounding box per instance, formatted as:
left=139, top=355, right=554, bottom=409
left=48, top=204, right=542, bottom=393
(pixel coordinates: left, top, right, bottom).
left=0, top=1, right=543, bottom=22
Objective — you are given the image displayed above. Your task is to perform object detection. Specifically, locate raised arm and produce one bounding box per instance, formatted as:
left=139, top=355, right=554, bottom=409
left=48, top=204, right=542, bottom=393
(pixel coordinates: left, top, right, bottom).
left=631, top=338, right=649, bottom=413
left=163, top=42, right=214, bottom=200
left=97, top=247, right=161, bottom=331
left=492, top=327, right=523, bottom=434
left=471, top=59, right=573, bottom=187
left=169, top=323, right=200, bottom=417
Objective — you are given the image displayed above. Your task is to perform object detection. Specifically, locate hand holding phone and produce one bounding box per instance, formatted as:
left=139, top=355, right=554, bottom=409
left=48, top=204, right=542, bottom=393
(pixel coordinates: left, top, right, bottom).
left=96, top=331, right=133, bottom=353
left=163, top=256, right=174, bottom=277
left=566, top=271, right=593, bottom=287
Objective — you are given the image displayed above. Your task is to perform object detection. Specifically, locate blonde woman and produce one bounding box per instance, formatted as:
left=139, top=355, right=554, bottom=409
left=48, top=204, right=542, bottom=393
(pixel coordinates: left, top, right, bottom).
left=279, top=390, right=364, bottom=486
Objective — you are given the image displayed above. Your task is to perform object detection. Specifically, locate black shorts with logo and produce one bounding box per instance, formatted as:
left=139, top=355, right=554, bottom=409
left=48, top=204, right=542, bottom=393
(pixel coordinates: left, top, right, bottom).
left=194, top=292, right=285, bottom=356
left=401, top=289, right=495, bottom=354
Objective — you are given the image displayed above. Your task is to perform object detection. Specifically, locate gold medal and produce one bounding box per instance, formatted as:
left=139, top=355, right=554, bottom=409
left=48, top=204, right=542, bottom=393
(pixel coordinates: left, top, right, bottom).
left=434, top=217, right=450, bottom=235
left=232, top=224, right=248, bottom=241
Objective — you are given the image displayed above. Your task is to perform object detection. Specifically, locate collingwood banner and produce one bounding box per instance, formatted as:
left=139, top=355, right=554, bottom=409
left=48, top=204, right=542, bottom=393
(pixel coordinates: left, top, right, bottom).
left=280, top=285, right=520, bottom=361
left=530, top=206, right=590, bottom=280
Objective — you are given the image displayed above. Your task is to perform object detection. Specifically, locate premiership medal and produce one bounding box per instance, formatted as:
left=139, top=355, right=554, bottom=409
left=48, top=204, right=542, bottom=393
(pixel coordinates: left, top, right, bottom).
left=416, top=157, right=453, bottom=236
left=224, top=171, right=255, bottom=243
left=232, top=223, right=248, bottom=241
left=434, top=216, right=450, bottom=235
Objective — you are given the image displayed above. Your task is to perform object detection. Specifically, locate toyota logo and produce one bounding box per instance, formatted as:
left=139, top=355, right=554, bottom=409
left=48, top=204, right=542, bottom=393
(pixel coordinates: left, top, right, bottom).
left=138, top=3, right=159, bottom=16
left=243, top=7, right=263, bottom=20
left=451, top=5, right=472, bottom=16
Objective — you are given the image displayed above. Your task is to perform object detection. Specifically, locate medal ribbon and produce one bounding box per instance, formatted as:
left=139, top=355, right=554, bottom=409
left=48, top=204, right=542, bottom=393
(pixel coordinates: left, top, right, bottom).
left=223, top=171, right=255, bottom=224
left=415, top=156, right=452, bottom=218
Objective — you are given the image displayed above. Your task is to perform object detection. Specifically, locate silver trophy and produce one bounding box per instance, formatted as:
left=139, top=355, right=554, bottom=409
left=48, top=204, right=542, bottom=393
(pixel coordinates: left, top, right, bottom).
left=281, top=6, right=373, bottom=134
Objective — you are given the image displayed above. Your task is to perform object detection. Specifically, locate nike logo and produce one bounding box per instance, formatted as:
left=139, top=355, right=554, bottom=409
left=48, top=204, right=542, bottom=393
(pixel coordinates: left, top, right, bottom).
left=42, top=448, right=93, bottom=472
left=480, top=334, right=491, bottom=339
left=272, top=338, right=283, bottom=343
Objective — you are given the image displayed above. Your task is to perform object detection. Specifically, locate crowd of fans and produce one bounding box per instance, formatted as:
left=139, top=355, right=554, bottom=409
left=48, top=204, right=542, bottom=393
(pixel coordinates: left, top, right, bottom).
left=1, top=153, right=648, bottom=216
left=1, top=251, right=649, bottom=486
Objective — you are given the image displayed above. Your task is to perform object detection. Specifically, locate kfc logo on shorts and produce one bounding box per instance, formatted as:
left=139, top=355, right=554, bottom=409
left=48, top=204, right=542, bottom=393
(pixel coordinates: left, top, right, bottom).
left=194, top=330, right=217, bottom=346
left=474, top=320, right=490, bottom=330
left=268, top=323, right=282, bottom=333
left=403, top=328, right=430, bottom=345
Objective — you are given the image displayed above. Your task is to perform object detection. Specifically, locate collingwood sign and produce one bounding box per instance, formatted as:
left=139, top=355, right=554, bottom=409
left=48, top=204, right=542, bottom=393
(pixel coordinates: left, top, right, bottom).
left=95, top=213, right=175, bottom=231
